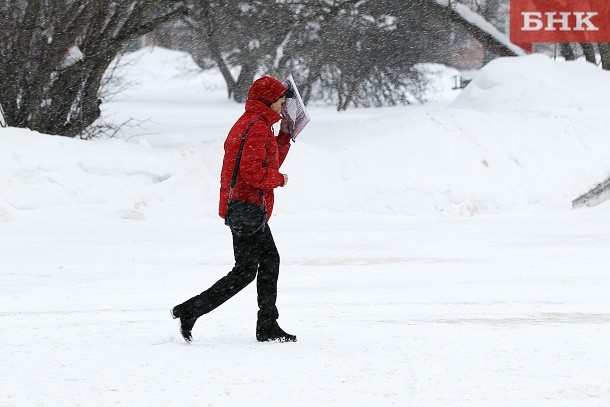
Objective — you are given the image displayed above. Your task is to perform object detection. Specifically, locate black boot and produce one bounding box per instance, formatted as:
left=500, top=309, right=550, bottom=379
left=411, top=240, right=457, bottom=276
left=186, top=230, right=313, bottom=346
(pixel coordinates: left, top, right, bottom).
left=171, top=306, right=197, bottom=343
left=256, top=320, right=297, bottom=342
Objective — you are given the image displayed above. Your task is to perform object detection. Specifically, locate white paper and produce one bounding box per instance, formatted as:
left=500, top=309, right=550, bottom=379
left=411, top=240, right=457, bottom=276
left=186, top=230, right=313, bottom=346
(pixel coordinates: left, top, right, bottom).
left=283, top=74, right=310, bottom=140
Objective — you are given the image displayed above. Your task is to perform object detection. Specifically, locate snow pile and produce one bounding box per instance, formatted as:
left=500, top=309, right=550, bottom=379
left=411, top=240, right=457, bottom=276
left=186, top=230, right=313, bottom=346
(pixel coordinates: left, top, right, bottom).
left=2, top=49, right=610, bottom=220
left=0, top=128, right=221, bottom=221
left=452, top=54, right=610, bottom=114
left=278, top=54, right=610, bottom=216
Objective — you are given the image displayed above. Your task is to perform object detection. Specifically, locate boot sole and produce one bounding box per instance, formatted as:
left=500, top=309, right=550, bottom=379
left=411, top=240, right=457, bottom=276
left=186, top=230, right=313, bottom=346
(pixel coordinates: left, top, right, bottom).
left=257, top=336, right=297, bottom=343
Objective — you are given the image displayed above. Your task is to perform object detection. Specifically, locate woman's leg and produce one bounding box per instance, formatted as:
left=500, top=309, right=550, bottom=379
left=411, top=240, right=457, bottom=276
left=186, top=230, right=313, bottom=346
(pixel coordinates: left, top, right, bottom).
left=256, top=224, right=280, bottom=324
left=176, top=229, right=263, bottom=320
left=255, top=225, right=296, bottom=342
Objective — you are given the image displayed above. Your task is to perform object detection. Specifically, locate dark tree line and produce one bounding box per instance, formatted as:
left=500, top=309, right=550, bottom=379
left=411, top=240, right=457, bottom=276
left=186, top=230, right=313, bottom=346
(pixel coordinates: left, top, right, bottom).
left=0, top=0, right=187, bottom=136
left=184, top=0, right=487, bottom=110
left=0, top=0, right=522, bottom=134
left=559, top=43, right=610, bottom=69
left=3, top=0, right=607, bottom=136
left=184, top=0, right=298, bottom=103
left=183, top=0, right=543, bottom=111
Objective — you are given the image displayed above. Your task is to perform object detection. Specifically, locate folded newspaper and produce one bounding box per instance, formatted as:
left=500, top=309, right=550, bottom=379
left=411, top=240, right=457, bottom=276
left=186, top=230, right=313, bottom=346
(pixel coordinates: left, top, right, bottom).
left=283, top=74, right=310, bottom=141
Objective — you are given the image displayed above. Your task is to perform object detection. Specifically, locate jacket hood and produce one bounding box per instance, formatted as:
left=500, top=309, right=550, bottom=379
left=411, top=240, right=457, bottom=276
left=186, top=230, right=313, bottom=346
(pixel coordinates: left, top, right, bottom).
left=247, top=76, right=286, bottom=106
left=245, top=99, right=282, bottom=125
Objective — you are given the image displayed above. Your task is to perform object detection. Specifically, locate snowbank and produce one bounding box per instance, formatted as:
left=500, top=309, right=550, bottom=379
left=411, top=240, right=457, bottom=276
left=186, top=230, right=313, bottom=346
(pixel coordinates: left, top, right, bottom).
left=2, top=49, right=610, bottom=221
left=278, top=54, right=610, bottom=216
left=452, top=54, right=610, bottom=114
left=0, top=127, right=220, bottom=221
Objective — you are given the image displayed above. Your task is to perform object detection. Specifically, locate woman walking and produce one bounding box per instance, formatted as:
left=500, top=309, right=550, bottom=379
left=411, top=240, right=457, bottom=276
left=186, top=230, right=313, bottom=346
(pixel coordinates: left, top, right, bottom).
left=171, top=76, right=296, bottom=343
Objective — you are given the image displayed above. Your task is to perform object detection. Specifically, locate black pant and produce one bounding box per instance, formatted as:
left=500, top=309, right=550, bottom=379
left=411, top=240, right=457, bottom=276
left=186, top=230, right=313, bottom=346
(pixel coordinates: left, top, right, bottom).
left=178, top=224, right=280, bottom=323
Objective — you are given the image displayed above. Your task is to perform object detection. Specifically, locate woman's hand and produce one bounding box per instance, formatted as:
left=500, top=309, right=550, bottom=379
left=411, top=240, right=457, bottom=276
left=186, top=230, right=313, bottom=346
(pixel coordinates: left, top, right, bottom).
left=280, top=114, right=294, bottom=135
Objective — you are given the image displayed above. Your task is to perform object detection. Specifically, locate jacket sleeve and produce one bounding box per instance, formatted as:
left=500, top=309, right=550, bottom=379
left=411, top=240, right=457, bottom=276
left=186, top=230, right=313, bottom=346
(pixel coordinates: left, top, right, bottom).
left=239, top=122, right=285, bottom=189
left=277, top=131, right=291, bottom=167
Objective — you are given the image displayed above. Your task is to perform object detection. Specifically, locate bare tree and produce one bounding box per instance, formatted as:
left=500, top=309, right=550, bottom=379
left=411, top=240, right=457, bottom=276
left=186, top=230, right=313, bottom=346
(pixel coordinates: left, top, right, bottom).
left=184, top=0, right=531, bottom=111
left=302, top=0, right=438, bottom=110
left=0, top=0, right=187, bottom=137
left=185, top=0, right=297, bottom=102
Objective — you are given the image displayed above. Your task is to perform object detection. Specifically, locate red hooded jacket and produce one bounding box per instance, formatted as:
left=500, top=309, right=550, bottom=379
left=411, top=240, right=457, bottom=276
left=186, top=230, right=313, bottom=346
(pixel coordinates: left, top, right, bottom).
left=219, top=77, right=291, bottom=221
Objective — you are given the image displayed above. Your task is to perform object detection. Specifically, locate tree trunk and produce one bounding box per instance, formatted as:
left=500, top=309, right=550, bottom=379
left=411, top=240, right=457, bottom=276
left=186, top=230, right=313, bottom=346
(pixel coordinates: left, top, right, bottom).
left=2, top=0, right=42, bottom=127
left=598, top=43, right=610, bottom=70
left=301, top=64, right=322, bottom=106
left=580, top=43, right=596, bottom=64
left=233, top=62, right=258, bottom=103
left=0, top=1, right=187, bottom=137
left=560, top=43, right=576, bottom=61
left=44, top=51, right=116, bottom=136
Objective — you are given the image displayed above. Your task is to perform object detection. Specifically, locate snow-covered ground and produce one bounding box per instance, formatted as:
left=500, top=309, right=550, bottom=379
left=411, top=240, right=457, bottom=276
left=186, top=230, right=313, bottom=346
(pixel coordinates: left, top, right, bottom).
left=1, top=47, right=610, bottom=406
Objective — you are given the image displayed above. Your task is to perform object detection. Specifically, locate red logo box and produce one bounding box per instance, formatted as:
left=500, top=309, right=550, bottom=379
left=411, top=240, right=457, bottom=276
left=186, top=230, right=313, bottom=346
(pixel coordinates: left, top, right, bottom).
left=510, top=0, right=610, bottom=43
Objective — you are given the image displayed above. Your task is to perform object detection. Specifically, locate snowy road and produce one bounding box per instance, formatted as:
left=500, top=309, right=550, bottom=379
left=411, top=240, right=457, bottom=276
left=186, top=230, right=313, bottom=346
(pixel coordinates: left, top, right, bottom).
left=3, top=48, right=610, bottom=405
left=2, top=208, right=610, bottom=406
